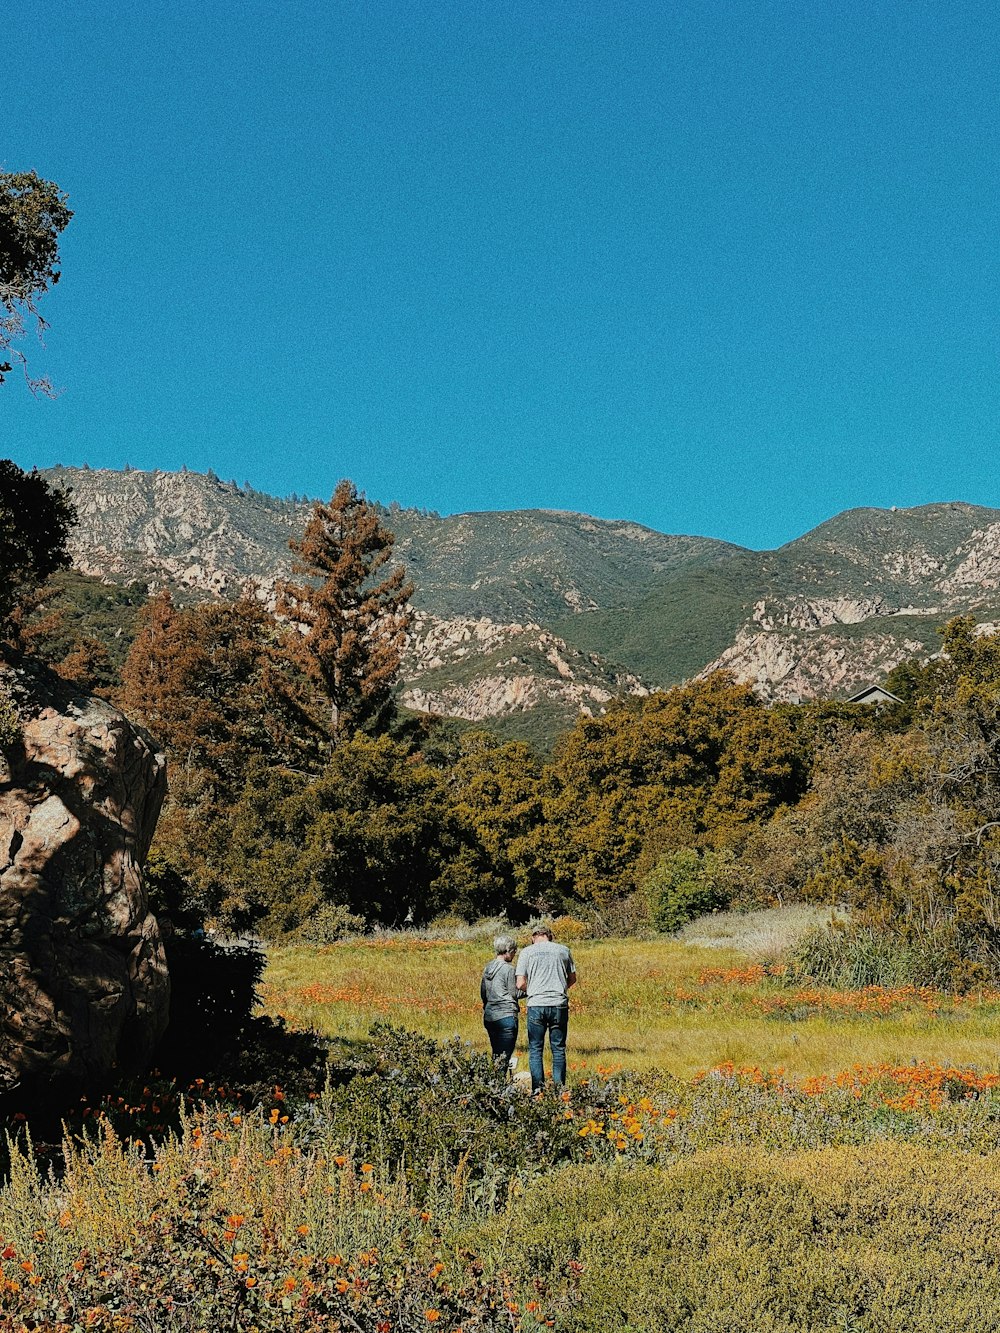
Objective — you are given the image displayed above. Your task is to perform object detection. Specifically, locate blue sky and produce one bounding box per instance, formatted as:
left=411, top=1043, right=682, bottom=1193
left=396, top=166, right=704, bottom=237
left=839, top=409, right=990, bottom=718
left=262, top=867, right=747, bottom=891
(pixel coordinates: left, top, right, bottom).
left=4, top=0, right=1000, bottom=549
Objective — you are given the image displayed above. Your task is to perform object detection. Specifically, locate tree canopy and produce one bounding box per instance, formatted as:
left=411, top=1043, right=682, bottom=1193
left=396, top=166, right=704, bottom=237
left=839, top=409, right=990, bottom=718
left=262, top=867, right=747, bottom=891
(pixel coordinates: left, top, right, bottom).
left=0, top=460, right=76, bottom=635
left=0, top=171, right=72, bottom=393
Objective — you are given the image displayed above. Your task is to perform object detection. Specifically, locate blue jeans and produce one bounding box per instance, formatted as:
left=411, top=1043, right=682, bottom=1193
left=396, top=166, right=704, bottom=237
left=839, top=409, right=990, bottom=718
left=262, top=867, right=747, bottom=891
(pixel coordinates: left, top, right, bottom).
left=484, top=1015, right=518, bottom=1066
left=526, top=1005, right=568, bottom=1092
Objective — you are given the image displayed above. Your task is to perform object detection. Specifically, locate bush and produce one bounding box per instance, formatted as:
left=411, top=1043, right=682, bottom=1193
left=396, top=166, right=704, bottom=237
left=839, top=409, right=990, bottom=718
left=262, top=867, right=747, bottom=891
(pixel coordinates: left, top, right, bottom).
left=294, top=902, right=366, bottom=944
left=0, top=1101, right=576, bottom=1332
left=546, top=914, right=591, bottom=942
left=324, top=1025, right=630, bottom=1202
left=0, top=674, right=20, bottom=749
left=585, top=890, right=651, bottom=938
left=644, top=848, right=730, bottom=934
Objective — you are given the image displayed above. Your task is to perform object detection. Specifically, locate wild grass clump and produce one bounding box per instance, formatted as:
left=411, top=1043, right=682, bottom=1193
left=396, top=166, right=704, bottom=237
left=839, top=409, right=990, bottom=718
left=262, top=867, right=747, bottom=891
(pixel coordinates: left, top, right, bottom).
left=372, top=915, right=517, bottom=944
left=790, top=920, right=991, bottom=991
left=676, top=903, right=839, bottom=957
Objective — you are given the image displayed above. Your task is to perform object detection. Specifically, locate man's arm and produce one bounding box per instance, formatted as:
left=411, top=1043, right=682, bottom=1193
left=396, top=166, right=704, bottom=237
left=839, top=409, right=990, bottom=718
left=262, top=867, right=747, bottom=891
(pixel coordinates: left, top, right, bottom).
left=516, top=972, right=527, bottom=992
left=566, top=970, right=577, bottom=989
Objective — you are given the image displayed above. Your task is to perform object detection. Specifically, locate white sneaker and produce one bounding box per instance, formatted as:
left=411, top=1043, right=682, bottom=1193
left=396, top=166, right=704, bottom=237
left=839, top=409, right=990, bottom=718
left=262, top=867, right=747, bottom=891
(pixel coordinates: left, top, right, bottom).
left=508, top=1055, right=518, bottom=1072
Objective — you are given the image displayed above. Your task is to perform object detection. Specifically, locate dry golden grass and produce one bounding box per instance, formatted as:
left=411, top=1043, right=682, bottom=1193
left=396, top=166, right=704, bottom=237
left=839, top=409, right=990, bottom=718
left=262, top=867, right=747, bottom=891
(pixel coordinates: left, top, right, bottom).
left=261, top=916, right=1000, bottom=1079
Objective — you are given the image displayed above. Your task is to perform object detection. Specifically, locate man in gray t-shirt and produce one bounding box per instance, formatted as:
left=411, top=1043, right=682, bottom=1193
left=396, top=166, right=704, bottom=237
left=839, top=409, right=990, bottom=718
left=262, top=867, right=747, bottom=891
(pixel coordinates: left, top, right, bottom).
left=516, top=926, right=576, bottom=1093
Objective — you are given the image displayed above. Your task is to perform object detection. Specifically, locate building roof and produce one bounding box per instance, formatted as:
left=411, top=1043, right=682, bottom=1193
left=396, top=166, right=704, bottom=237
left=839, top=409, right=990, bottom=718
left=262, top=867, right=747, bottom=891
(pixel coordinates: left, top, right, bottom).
left=847, top=684, right=904, bottom=706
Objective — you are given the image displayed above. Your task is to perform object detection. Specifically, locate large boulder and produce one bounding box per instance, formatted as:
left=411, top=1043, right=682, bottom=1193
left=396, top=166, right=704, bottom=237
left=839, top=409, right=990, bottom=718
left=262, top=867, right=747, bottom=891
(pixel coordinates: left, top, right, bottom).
left=0, top=663, right=169, bottom=1093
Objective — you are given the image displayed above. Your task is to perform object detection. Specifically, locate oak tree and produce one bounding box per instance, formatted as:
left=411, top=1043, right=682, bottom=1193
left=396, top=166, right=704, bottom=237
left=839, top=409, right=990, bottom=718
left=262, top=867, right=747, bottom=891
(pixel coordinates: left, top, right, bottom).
left=0, top=460, right=75, bottom=635
left=0, top=171, right=72, bottom=393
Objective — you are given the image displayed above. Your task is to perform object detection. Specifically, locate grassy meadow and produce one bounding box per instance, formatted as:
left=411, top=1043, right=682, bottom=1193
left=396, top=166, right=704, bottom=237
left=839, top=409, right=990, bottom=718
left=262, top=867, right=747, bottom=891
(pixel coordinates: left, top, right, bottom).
left=6, top=909, right=1000, bottom=1330
left=261, top=908, right=1000, bottom=1079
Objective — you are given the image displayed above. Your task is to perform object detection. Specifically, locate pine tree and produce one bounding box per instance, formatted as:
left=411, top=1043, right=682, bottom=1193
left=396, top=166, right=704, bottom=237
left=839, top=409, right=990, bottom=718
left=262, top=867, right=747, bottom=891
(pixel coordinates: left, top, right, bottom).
left=281, top=480, right=413, bottom=743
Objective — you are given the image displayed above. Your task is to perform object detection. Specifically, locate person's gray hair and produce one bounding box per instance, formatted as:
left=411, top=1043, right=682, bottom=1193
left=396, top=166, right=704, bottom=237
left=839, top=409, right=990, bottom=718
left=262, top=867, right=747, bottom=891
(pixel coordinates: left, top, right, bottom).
left=494, top=934, right=517, bottom=954
left=530, top=924, right=553, bottom=940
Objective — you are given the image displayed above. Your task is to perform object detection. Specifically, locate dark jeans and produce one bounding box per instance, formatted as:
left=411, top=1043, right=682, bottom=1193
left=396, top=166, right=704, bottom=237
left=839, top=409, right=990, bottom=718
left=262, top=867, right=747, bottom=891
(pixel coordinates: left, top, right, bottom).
left=484, top=1015, right=518, bottom=1066
left=526, top=1005, right=568, bottom=1092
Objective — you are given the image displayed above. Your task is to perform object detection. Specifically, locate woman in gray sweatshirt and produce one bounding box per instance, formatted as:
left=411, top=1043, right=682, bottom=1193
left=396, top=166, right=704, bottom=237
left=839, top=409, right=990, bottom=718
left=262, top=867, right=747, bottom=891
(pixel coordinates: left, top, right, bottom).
left=480, top=934, right=520, bottom=1067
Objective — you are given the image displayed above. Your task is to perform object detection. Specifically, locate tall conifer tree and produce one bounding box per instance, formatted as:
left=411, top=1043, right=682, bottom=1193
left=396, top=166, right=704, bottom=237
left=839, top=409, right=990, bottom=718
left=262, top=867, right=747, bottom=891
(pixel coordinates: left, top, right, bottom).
left=281, top=480, right=413, bottom=743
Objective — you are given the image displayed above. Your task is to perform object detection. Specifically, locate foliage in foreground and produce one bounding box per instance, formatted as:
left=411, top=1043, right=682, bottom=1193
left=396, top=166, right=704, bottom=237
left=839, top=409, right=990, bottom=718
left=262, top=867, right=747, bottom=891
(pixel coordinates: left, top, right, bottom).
left=0, top=171, right=72, bottom=392
left=4, top=1027, right=1000, bottom=1329
left=493, top=1144, right=1000, bottom=1332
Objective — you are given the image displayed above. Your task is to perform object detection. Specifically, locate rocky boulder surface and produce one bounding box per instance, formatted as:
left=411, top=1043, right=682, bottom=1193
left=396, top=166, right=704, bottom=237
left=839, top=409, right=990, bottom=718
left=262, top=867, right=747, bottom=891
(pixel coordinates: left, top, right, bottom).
left=0, top=663, right=169, bottom=1093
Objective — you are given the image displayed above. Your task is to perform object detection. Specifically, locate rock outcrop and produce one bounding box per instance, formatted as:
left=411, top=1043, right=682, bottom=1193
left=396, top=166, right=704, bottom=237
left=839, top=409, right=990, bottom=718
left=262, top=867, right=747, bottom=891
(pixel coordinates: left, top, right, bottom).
left=400, top=611, right=649, bottom=724
left=0, top=664, right=169, bottom=1093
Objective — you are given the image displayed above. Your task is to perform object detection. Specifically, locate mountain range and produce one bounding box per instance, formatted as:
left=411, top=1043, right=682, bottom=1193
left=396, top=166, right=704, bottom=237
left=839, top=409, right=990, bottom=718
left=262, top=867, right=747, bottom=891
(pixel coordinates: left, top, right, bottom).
left=40, top=466, right=1000, bottom=744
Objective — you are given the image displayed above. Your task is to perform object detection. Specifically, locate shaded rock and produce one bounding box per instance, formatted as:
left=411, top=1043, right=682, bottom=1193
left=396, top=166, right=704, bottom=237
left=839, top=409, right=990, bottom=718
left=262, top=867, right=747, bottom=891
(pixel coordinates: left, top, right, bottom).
left=0, top=662, right=168, bottom=1092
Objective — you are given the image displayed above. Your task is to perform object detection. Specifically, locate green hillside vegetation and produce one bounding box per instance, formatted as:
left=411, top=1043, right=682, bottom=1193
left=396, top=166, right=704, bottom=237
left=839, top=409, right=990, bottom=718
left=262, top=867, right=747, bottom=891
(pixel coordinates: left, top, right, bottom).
left=386, top=505, right=742, bottom=621
left=553, top=550, right=778, bottom=684
left=784, top=499, right=1000, bottom=572
left=555, top=506, right=1000, bottom=690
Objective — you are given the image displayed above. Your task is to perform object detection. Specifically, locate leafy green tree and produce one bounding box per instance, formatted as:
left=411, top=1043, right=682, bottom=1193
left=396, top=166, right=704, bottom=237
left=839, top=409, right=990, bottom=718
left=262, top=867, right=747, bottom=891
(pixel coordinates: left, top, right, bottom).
left=449, top=730, right=549, bottom=912
left=281, top=481, right=413, bottom=743
left=542, top=675, right=804, bottom=906
left=0, top=171, right=72, bottom=393
left=219, top=735, right=495, bottom=934
left=0, top=460, right=75, bottom=635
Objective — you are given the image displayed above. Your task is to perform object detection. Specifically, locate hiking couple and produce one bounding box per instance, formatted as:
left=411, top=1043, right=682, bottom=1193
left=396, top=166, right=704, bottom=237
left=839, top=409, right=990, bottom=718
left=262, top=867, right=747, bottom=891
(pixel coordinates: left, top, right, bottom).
left=480, top=926, right=576, bottom=1093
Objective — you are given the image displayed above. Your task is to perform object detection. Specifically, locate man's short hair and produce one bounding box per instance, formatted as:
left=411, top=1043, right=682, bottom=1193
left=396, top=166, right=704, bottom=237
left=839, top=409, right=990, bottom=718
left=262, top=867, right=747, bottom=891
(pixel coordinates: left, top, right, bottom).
left=531, top=925, right=553, bottom=940
left=494, top=934, right=517, bottom=954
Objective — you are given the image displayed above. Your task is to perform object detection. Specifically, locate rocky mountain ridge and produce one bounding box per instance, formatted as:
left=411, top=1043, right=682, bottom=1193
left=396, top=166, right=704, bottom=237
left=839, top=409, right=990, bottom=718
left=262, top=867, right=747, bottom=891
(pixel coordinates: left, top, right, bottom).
left=39, top=468, right=1000, bottom=732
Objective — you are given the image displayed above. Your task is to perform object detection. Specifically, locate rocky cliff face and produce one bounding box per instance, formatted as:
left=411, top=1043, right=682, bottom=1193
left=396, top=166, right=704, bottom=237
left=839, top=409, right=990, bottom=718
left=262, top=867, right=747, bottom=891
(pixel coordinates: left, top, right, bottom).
left=52, top=466, right=301, bottom=600
left=0, top=664, right=169, bottom=1092
left=401, top=612, right=648, bottom=725
left=699, top=626, right=932, bottom=702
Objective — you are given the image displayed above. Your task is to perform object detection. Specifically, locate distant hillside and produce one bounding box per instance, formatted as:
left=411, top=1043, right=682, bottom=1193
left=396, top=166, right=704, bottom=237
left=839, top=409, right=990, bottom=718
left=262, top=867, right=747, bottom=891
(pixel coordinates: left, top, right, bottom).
left=41, top=468, right=1000, bottom=734
left=44, top=466, right=738, bottom=621
left=556, top=501, right=1000, bottom=698
left=387, top=507, right=741, bottom=622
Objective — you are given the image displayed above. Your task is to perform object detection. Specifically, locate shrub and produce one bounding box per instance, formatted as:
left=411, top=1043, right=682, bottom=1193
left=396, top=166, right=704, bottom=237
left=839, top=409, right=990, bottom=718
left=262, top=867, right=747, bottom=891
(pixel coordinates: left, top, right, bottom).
left=294, top=901, right=367, bottom=944
left=546, top=914, right=591, bottom=942
left=0, top=1104, right=576, bottom=1332
left=584, top=890, right=651, bottom=938
left=323, top=1025, right=629, bottom=1201
left=644, top=848, right=730, bottom=933
left=0, top=674, right=20, bottom=749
